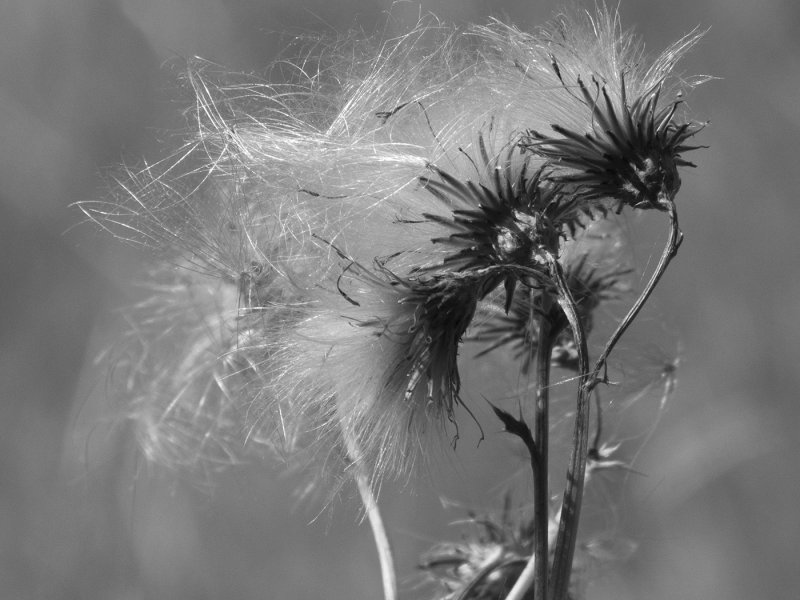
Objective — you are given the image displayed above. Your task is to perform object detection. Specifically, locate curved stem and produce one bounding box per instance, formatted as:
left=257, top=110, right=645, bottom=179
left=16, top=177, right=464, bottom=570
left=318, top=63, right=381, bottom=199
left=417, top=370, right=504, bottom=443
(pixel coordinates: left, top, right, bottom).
left=354, top=469, right=397, bottom=600
left=593, top=200, right=682, bottom=379
left=456, top=558, right=527, bottom=600
left=341, top=429, right=397, bottom=600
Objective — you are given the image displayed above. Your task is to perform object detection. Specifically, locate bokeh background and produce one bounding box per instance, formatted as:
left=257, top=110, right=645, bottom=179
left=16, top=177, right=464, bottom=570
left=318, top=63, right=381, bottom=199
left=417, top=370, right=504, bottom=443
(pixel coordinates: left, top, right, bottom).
left=2, top=1, right=799, bottom=598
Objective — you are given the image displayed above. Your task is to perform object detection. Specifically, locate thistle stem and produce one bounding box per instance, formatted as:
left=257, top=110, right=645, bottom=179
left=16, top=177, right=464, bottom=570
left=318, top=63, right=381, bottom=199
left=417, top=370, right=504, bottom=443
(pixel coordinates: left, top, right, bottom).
left=548, top=200, right=682, bottom=599
left=341, top=428, right=397, bottom=600
left=591, top=389, right=603, bottom=452
left=546, top=255, right=591, bottom=600
left=353, top=468, right=397, bottom=600
left=533, top=301, right=554, bottom=600
left=504, top=293, right=554, bottom=600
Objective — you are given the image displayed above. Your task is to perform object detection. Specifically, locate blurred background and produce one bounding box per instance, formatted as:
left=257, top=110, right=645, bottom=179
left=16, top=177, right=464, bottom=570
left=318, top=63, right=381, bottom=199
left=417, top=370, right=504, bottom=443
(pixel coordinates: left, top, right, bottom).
left=2, top=1, right=799, bottom=598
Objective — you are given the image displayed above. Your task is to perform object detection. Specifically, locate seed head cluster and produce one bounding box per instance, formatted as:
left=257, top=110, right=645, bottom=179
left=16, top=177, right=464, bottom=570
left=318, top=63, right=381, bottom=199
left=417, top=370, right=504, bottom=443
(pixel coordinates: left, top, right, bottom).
left=81, top=8, right=705, bottom=492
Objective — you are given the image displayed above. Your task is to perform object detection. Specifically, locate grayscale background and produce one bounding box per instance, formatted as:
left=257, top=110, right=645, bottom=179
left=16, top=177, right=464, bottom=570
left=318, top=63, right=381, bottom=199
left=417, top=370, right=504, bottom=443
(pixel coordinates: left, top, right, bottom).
left=1, top=1, right=797, bottom=598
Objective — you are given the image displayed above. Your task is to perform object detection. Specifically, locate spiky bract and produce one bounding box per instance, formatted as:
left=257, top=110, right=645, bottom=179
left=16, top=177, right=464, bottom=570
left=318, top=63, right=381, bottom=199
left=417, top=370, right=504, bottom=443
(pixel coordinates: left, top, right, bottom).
left=475, top=10, right=707, bottom=211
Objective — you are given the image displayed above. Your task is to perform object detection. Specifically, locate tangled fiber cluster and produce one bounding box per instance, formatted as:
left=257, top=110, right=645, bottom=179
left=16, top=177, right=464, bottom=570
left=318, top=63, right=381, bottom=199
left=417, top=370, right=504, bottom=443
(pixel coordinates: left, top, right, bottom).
left=82, top=8, right=705, bottom=494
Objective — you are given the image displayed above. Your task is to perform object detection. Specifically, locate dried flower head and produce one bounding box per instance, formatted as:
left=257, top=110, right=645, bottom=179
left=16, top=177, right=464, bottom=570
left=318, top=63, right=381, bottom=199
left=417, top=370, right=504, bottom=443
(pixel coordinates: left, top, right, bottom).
left=418, top=131, right=595, bottom=310
left=418, top=498, right=604, bottom=600
left=476, top=9, right=707, bottom=212
left=419, top=504, right=532, bottom=600
left=522, top=78, right=705, bottom=211
left=267, top=245, right=485, bottom=483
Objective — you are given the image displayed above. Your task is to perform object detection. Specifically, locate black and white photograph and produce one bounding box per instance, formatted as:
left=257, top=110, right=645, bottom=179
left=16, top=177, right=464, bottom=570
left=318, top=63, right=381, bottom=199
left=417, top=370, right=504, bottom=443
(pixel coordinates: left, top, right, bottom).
left=1, top=1, right=797, bottom=598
